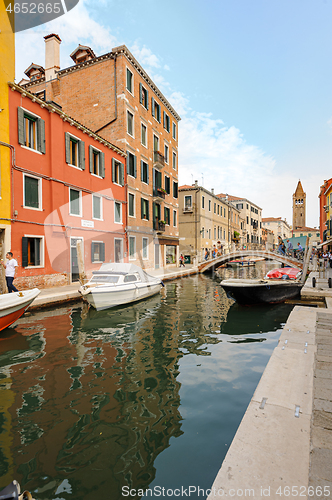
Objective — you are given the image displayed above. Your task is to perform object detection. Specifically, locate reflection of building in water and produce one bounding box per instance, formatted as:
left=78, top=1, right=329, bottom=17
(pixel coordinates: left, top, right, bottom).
left=0, top=299, right=183, bottom=498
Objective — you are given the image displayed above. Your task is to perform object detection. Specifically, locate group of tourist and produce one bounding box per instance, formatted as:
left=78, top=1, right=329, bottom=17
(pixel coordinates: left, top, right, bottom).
left=277, top=238, right=303, bottom=259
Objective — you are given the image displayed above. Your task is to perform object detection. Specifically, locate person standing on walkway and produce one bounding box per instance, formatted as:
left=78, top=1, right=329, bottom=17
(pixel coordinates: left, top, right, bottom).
left=1, top=252, right=19, bottom=293
left=179, top=254, right=185, bottom=267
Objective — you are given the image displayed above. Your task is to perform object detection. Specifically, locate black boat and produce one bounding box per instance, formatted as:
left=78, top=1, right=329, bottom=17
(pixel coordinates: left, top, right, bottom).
left=220, top=267, right=303, bottom=305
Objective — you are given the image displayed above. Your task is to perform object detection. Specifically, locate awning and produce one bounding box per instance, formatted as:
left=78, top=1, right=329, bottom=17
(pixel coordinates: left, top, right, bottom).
left=316, top=238, right=332, bottom=249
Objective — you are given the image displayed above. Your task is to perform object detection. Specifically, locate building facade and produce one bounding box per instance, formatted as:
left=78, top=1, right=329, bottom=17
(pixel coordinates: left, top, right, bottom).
left=19, top=34, right=181, bottom=270
left=262, top=217, right=292, bottom=248
left=9, top=83, right=127, bottom=288
left=216, top=194, right=262, bottom=248
left=292, top=180, right=306, bottom=229
left=179, top=184, right=240, bottom=262
left=319, top=179, right=332, bottom=245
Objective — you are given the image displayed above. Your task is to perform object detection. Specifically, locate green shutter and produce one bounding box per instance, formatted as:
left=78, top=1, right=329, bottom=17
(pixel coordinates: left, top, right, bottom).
left=139, top=83, right=142, bottom=104
left=37, top=118, right=45, bottom=153
left=24, top=176, right=39, bottom=208
left=120, top=161, right=124, bottom=186
left=91, top=242, right=95, bottom=262
left=141, top=198, right=144, bottom=219
left=89, top=146, right=93, bottom=173
left=65, top=133, right=70, bottom=164
left=163, top=111, right=166, bottom=128
left=126, top=150, right=130, bottom=174
left=141, top=160, right=144, bottom=182
left=151, top=97, right=155, bottom=117
left=18, top=107, right=25, bottom=145
left=101, top=242, right=105, bottom=262
left=22, top=237, right=28, bottom=267
left=100, top=152, right=105, bottom=178
left=134, top=154, right=137, bottom=178
left=112, top=158, right=115, bottom=182
left=147, top=164, right=149, bottom=185
left=146, top=199, right=149, bottom=220
left=146, top=89, right=149, bottom=110
left=34, top=238, right=40, bottom=265
left=79, top=140, right=85, bottom=170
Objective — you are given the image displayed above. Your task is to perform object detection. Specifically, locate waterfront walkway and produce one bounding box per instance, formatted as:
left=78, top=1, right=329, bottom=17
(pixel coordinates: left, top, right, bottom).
left=207, top=270, right=332, bottom=500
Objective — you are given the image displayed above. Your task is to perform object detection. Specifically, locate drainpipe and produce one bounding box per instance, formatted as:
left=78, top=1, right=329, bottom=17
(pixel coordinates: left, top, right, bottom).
left=95, top=53, right=118, bottom=134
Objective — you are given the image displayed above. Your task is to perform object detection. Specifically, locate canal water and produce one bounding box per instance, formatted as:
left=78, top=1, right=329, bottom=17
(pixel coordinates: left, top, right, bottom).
left=0, top=262, right=293, bottom=500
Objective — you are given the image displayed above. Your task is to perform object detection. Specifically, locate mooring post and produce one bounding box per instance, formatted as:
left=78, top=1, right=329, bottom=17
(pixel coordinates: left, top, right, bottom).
left=76, top=240, right=87, bottom=284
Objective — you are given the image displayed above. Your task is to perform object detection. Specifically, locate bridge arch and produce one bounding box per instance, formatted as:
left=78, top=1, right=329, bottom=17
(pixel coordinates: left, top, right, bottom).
left=198, top=250, right=303, bottom=273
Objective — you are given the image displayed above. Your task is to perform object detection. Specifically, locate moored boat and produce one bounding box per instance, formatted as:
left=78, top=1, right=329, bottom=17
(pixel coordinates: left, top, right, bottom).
left=0, top=288, right=40, bottom=332
left=220, top=267, right=303, bottom=305
left=79, top=263, right=163, bottom=311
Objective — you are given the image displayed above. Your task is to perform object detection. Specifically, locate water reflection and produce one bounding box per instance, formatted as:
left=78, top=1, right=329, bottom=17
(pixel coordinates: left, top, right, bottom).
left=0, top=273, right=292, bottom=500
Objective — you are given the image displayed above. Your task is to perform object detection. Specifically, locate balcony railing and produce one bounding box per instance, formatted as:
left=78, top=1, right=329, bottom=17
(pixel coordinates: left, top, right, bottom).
left=153, top=188, right=166, bottom=199
left=153, top=220, right=165, bottom=232
left=154, top=151, right=165, bottom=169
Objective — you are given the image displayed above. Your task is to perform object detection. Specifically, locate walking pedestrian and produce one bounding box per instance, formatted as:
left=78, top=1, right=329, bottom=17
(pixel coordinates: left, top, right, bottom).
left=1, top=252, right=19, bottom=293
left=179, top=254, right=185, bottom=267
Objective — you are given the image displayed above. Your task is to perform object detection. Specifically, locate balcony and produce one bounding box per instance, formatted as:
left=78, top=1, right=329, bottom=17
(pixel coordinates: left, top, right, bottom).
left=153, top=151, right=165, bottom=169
left=183, top=206, right=193, bottom=213
left=153, top=219, right=165, bottom=232
left=153, top=187, right=166, bottom=199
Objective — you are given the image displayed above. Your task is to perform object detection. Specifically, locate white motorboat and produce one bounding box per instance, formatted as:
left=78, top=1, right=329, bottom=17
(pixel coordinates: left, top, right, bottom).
left=0, top=288, right=40, bottom=332
left=78, top=263, right=163, bottom=311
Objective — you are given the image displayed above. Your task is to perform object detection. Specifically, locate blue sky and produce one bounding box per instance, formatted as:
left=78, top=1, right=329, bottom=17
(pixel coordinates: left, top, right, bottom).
left=15, top=0, right=332, bottom=227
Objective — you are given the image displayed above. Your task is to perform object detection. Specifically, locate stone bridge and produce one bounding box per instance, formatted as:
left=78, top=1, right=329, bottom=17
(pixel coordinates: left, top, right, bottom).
left=198, top=250, right=303, bottom=273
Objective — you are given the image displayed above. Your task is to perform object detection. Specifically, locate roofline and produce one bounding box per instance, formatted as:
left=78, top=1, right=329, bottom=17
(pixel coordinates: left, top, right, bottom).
left=179, top=185, right=240, bottom=212
left=8, top=82, right=126, bottom=158
left=216, top=193, right=262, bottom=210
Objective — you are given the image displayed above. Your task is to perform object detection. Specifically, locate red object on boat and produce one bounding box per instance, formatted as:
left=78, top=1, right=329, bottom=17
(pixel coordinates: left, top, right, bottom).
left=0, top=288, right=40, bottom=332
left=266, top=268, right=301, bottom=280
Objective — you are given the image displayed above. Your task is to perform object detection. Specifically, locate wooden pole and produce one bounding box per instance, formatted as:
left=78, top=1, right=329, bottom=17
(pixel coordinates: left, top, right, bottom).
left=76, top=240, right=87, bottom=285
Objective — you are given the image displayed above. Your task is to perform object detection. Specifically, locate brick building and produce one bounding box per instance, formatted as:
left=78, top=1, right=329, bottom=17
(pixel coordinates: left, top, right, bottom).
left=19, top=34, right=181, bottom=270
left=9, top=82, right=127, bottom=288
left=319, top=178, right=332, bottom=245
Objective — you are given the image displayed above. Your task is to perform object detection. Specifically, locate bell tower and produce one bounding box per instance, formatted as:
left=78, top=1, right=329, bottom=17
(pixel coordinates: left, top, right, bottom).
left=292, top=180, right=306, bottom=229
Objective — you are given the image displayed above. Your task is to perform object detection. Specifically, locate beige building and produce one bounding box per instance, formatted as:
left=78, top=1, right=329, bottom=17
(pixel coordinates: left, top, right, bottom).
left=179, top=183, right=241, bottom=262
left=292, top=226, right=320, bottom=247
left=262, top=217, right=292, bottom=247
left=217, top=194, right=262, bottom=248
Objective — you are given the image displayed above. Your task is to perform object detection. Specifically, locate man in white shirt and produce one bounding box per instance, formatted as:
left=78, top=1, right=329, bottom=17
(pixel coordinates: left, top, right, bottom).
left=1, top=252, right=19, bottom=293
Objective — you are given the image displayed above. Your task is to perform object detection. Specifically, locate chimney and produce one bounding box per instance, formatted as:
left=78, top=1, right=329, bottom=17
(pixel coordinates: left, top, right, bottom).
left=44, top=33, right=61, bottom=82
left=194, top=180, right=198, bottom=188
left=211, top=188, right=214, bottom=195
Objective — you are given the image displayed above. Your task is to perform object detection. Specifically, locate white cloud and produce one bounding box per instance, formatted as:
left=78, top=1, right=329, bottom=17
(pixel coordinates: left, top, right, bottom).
left=130, top=42, right=161, bottom=69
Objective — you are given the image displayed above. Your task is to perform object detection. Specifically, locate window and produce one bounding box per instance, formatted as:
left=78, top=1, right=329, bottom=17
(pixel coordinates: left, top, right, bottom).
left=127, top=151, right=137, bottom=177
left=236, top=203, right=243, bottom=210
left=69, top=188, right=81, bottom=216
left=202, top=196, right=205, bottom=209
left=92, top=195, right=102, bottom=220
left=127, top=110, right=134, bottom=136
left=24, top=174, right=41, bottom=209
left=141, top=198, right=149, bottom=220
left=173, top=181, right=178, bottom=199
left=151, top=97, right=161, bottom=123
left=141, top=123, right=147, bottom=146
left=22, top=236, right=43, bottom=267
left=17, top=107, right=45, bottom=153
left=172, top=152, right=177, bottom=170
left=165, top=175, right=170, bottom=194
left=112, top=158, right=124, bottom=186
left=142, top=237, right=148, bottom=259
left=65, top=133, right=85, bottom=169
left=139, top=83, right=149, bottom=109
left=224, top=208, right=226, bottom=217
left=184, top=195, right=192, bottom=209
left=153, top=134, right=159, bottom=152
left=89, top=146, right=105, bottom=177
left=126, top=68, right=133, bottom=93
left=214, top=203, right=216, bottom=214
left=128, top=193, right=135, bottom=217
left=164, top=144, right=169, bottom=164
left=129, top=236, right=136, bottom=260
left=209, top=200, right=211, bottom=211
left=163, top=112, right=170, bottom=132
left=173, top=210, right=177, bottom=227
left=172, top=122, right=177, bottom=140
left=114, top=201, right=122, bottom=223
left=218, top=205, right=220, bottom=215
left=91, top=241, right=105, bottom=263
left=141, top=160, right=149, bottom=184
left=164, top=207, right=170, bottom=225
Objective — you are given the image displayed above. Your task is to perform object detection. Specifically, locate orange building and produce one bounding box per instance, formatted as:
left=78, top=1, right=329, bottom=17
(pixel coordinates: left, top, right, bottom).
left=319, top=178, right=332, bottom=244
left=19, top=34, right=181, bottom=270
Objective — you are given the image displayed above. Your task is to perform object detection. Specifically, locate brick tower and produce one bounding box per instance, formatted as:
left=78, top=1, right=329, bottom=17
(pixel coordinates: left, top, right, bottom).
left=292, top=180, right=306, bottom=229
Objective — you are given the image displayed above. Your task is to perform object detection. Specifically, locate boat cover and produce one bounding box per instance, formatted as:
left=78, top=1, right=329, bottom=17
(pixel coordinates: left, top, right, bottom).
left=266, top=268, right=301, bottom=280
left=92, top=263, right=160, bottom=283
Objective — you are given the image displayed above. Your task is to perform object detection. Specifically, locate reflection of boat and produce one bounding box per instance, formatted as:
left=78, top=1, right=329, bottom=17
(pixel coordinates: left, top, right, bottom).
left=0, top=480, right=35, bottom=500
left=0, top=288, right=40, bottom=332
left=79, top=263, right=163, bottom=311
left=220, top=267, right=303, bottom=304
left=221, top=302, right=293, bottom=335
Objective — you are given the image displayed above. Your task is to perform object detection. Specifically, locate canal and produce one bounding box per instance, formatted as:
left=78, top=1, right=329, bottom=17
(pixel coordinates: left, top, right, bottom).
left=0, top=263, right=293, bottom=499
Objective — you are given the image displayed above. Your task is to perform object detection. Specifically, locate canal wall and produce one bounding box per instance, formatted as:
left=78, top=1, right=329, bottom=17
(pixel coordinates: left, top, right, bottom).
left=207, top=305, right=318, bottom=499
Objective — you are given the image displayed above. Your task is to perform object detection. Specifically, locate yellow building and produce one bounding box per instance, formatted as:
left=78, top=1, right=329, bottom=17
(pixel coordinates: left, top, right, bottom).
left=0, top=3, right=15, bottom=255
